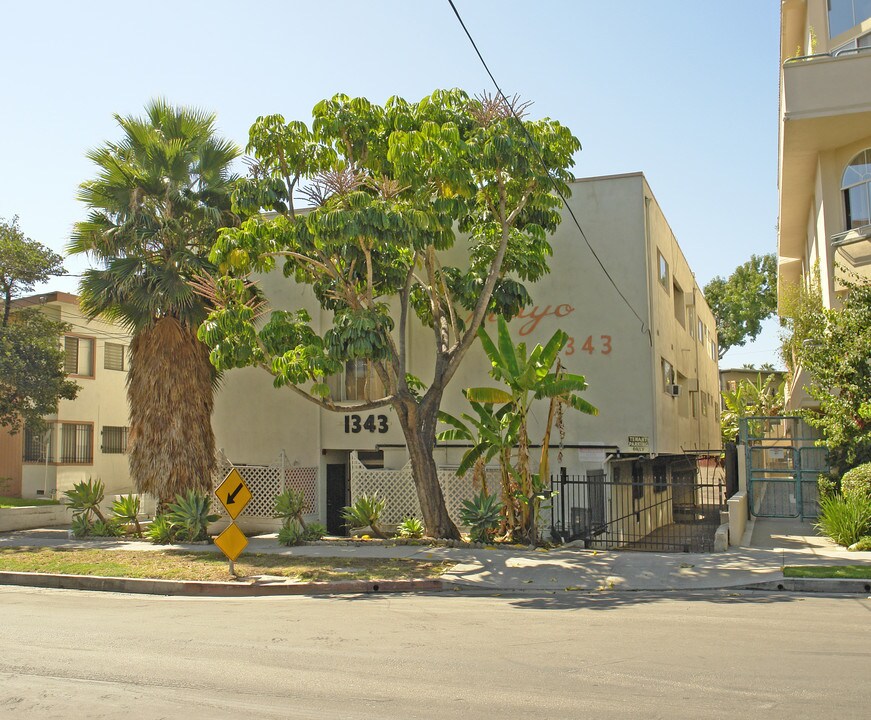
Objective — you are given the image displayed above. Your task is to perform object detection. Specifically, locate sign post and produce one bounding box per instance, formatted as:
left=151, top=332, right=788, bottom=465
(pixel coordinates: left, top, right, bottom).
left=214, top=468, right=252, bottom=575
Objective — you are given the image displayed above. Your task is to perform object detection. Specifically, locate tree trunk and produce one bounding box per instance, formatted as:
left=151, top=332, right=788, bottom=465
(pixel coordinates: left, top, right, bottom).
left=394, top=395, right=462, bottom=540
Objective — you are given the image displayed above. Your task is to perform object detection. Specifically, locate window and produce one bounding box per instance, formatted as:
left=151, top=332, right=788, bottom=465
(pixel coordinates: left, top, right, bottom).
left=828, top=0, right=871, bottom=38
left=698, top=320, right=705, bottom=345
left=833, top=30, right=871, bottom=53
left=326, top=360, right=385, bottom=402
left=64, top=336, right=95, bottom=377
left=688, top=306, right=695, bottom=339
left=843, top=149, right=871, bottom=230
left=657, top=250, right=669, bottom=291
left=661, top=358, right=675, bottom=391
left=652, top=460, right=668, bottom=493
left=101, top=426, right=128, bottom=454
left=673, top=282, right=686, bottom=327
left=60, top=423, right=93, bottom=464
left=23, top=422, right=93, bottom=464
left=23, top=426, right=50, bottom=462
left=701, top=391, right=709, bottom=417
left=104, top=343, right=127, bottom=371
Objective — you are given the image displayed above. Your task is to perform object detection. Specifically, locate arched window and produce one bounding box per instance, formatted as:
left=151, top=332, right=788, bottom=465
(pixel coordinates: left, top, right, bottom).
left=842, top=149, right=871, bottom=229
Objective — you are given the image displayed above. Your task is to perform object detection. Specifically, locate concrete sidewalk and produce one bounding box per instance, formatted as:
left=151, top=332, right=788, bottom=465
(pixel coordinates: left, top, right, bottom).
left=1, top=518, right=870, bottom=595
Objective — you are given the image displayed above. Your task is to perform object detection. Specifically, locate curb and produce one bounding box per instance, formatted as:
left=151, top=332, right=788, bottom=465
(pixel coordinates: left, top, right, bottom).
left=741, top=578, right=871, bottom=594
left=0, top=571, right=444, bottom=597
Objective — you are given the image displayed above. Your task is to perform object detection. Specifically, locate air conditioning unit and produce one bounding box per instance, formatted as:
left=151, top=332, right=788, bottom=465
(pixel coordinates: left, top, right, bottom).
left=666, top=384, right=682, bottom=397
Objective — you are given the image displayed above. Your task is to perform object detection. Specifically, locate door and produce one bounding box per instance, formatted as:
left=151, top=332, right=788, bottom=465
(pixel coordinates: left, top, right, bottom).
left=326, top=464, right=349, bottom=536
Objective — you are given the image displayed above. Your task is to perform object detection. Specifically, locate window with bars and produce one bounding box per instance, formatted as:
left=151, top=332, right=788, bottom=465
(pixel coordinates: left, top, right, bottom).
left=23, top=423, right=93, bottom=464
left=60, top=423, right=93, bottom=463
left=104, top=343, right=127, bottom=371
left=23, top=427, right=50, bottom=462
left=64, top=336, right=95, bottom=377
left=101, top=426, right=128, bottom=454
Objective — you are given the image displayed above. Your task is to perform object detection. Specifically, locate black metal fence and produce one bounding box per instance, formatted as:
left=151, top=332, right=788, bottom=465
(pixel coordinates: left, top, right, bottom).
left=550, top=455, right=727, bottom=552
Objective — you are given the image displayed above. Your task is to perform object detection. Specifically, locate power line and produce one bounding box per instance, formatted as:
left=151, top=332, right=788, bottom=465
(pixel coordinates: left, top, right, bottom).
left=446, top=0, right=651, bottom=343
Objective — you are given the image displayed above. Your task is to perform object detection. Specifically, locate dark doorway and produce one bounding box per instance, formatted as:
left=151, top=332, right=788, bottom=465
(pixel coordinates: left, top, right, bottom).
left=326, top=463, right=349, bottom=536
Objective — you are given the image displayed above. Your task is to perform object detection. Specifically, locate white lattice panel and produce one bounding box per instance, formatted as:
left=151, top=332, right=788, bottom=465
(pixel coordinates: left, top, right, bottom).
left=350, top=451, right=492, bottom=525
left=213, top=453, right=318, bottom=520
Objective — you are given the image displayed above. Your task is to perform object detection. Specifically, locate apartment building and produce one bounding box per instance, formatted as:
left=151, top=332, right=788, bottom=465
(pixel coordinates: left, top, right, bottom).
left=211, top=173, right=722, bottom=534
left=0, top=292, right=133, bottom=499
left=779, top=0, right=871, bottom=408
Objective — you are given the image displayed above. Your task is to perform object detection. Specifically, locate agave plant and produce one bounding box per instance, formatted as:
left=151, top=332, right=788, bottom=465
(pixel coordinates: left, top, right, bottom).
left=459, top=491, right=503, bottom=543
left=91, top=518, right=123, bottom=538
left=146, top=515, right=176, bottom=545
left=277, top=521, right=305, bottom=546
left=341, top=494, right=386, bottom=539
left=396, top=517, right=425, bottom=539
left=166, top=491, right=220, bottom=542
left=111, top=494, right=143, bottom=537
left=273, top=488, right=308, bottom=530
left=63, top=478, right=107, bottom=523
left=70, top=514, right=92, bottom=539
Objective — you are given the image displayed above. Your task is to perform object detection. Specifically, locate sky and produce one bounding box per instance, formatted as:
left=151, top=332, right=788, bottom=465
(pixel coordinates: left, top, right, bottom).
left=0, top=0, right=783, bottom=368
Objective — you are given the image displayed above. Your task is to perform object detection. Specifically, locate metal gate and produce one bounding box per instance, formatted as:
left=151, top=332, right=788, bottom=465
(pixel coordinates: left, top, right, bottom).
left=550, top=454, right=726, bottom=552
left=741, top=416, right=828, bottom=520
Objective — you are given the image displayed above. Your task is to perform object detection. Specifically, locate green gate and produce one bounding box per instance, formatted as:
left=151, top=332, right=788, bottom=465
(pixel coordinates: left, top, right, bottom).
left=741, top=417, right=827, bottom=519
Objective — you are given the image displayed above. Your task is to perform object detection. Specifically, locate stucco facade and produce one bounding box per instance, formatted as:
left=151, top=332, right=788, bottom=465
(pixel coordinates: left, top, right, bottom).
left=779, top=0, right=871, bottom=408
left=211, top=173, right=721, bottom=528
left=4, top=292, right=134, bottom=499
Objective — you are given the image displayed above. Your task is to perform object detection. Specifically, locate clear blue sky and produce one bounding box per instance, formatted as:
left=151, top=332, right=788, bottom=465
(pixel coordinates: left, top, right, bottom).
left=0, top=0, right=782, bottom=367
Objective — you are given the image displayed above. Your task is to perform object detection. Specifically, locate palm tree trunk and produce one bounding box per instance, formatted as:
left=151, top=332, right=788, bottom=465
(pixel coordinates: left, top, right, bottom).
left=128, top=318, right=216, bottom=506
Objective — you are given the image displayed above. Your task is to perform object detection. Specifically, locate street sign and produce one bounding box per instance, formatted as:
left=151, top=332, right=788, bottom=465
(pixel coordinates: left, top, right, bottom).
left=215, top=468, right=252, bottom=520
left=214, top=522, right=248, bottom=562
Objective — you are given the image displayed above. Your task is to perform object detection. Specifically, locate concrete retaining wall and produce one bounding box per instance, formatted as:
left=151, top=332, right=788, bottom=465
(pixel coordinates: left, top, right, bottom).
left=0, top=505, right=69, bottom=532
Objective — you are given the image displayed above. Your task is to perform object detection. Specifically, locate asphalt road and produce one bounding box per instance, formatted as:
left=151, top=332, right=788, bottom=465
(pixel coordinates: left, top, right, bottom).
left=1, top=586, right=870, bottom=719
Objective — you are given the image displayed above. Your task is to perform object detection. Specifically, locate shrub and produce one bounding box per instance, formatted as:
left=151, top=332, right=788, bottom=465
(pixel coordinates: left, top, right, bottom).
left=459, top=491, right=503, bottom=543
left=396, top=517, right=424, bottom=539
left=70, top=514, right=91, bottom=538
left=166, top=491, right=219, bottom=542
left=850, top=536, right=871, bottom=551
left=91, top=518, right=123, bottom=537
left=147, top=515, right=177, bottom=545
left=278, top=520, right=305, bottom=546
left=841, top=463, right=871, bottom=501
left=273, top=488, right=308, bottom=528
left=302, top=522, right=327, bottom=541
left=815, top=493, right=871, bottom=547
left=818, top=474, right=839, bottom=501
left=341, top=494, right=386, bottom=539
left=111, top=494, right=143, bottom=537
left=63, top=478, right=107, bottom=523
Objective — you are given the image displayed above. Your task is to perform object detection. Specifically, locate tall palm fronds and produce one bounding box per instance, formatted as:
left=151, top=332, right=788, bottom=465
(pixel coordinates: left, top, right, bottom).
left=69, top=100, right=240, bottom=504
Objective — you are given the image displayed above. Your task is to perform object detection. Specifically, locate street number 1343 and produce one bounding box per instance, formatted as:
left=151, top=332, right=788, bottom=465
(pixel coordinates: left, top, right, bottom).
left=344, top=414, right=389, bottom=434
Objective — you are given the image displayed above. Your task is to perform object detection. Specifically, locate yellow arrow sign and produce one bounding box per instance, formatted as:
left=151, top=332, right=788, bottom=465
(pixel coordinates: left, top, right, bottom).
left=214, top=522, right=248, bottom=562
left=215, top=468, right=252, bottom=520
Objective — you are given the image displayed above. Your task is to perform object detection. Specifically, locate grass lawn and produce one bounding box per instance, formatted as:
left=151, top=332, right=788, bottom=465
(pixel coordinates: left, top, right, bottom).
left=0, top=547, right=452, bottom=582
left=0, top=496, right=60, bottom=508
left=784, top=565, right=871, bottom=580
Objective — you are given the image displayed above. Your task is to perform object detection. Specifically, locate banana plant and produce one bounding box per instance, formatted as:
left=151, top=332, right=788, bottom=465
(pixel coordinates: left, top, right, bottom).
left=438, top=397, right=521, bottom=529
left=464, top=316, right=597, bottom=541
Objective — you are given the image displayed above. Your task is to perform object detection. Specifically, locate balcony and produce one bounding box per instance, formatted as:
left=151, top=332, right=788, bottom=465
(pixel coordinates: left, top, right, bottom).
left=831, top=225, right=871, bottom=289
left=779, top=48, right=871, bottom=265
left=782, top=49, right=871, bottom=123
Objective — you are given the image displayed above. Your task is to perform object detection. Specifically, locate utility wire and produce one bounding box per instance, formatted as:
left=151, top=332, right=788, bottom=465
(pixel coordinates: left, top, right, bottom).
left=446, top=0, right=652, bottom=344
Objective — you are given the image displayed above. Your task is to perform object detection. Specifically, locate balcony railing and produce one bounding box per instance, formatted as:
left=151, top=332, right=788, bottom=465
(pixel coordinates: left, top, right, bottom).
left=784, top=44, right=871, bottom=65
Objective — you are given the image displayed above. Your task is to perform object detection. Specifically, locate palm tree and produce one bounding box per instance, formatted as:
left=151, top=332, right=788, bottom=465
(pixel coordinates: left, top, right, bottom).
left=69, top=100, right=240, bottom=505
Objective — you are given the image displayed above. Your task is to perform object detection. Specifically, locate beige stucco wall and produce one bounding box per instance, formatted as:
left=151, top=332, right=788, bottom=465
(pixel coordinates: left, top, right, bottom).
left=211, top=174, right=721, bottom=494
left=19, top=296, right=133, bottom=499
